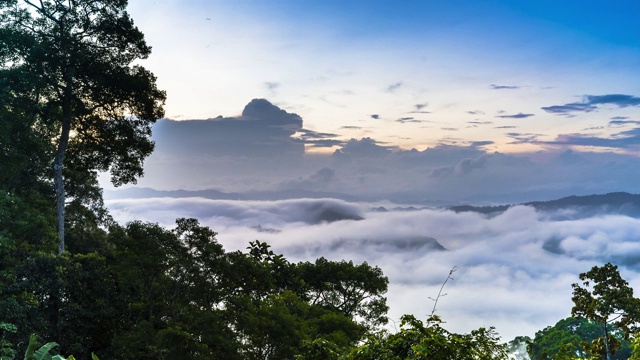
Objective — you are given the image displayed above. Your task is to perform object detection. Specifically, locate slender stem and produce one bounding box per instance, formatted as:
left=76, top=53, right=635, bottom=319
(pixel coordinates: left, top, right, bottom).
left=429, top=266, right=457, bottom=321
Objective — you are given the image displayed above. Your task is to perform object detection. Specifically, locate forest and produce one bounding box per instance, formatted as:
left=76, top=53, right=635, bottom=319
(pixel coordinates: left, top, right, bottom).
left=1, top=1, right=640, bottom=359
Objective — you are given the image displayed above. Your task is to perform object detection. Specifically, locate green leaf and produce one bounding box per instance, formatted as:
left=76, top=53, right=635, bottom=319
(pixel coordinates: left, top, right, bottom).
left=33, top=342, right=58, bottom=360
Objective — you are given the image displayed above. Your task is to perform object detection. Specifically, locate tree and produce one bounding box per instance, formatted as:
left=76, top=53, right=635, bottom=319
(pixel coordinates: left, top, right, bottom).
left=345, top=314, right=508, bottom=360
left=0, top=0, right=166, bottom=255
left=571, top=263, right=640, bottom=360
left=297, top=257, right=389, bottom=330
left=527, top=317, right=632, bottom=360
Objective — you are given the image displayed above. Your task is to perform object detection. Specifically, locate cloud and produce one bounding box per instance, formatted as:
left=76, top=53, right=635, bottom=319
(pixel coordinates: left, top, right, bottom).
left=490, top=84, right=520, bottom=90
left=409, top=103, right=430, bottom=114
left=340, top=126, right=363, bottom=129
left=414, top=103, right=428, bottom=111
left=467, top=110, right=485, bottom=115
left=370, top=114, right=380, bottom=120
left=495, top=125, right=517, bottom=129
left=609, top=119, right=640, bottom=126
left=293, top=129, right=343, bottom=148
left=535, top=127, right=640, bottom=149
left=104, top=196, right=640, bottom=341
left=496, top=113, right=535, bottom=119
left=386, top=82, right=403, bottom=93
left=396, top=117, right=427, bottom=124
left=264, top=82, right=280, bottom=91
left=542, top=94, right=640, bottom=116
left=332, top=137, right=393, bottom=160
left=467, top=121, right=493, bottom=125
left=152, top=98, right=303, bottom=159
left=506, top=132, right=544, bottom=143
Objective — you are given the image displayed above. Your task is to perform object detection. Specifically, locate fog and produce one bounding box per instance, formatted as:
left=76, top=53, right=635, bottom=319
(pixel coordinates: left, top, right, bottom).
left=105, top=196, right=640, bottom=341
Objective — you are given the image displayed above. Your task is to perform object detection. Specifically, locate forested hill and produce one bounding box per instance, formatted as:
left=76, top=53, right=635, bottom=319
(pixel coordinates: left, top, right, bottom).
left=448, top=192, right=640, bottom=218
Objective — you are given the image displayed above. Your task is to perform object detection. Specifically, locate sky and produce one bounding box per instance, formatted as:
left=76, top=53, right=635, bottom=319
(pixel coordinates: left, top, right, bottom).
left=126, top=0, right=640, bottom=154
left=101, top=0, right=640, bottom=343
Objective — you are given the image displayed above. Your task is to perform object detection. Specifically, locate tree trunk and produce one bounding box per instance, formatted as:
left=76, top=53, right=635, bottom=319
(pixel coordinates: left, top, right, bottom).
left=55, top=70, right=73, bottom=256
left=603, top=322, right=611, bottom=360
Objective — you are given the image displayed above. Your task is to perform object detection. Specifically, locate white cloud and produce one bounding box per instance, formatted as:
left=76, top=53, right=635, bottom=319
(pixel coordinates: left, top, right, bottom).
left=105, top=196, right=640, bottom=341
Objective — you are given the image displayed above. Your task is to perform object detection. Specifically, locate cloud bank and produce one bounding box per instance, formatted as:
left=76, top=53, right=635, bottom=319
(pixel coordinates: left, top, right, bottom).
left=128, top=99, right=640, bottom=203
left=105, top=196, right=640, bottom=342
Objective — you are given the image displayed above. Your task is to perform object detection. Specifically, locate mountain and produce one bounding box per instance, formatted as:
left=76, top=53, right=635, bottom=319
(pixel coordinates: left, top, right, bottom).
left=104, top=187, right=243, bottom=200
left=448, top=192, right=640, bottom=218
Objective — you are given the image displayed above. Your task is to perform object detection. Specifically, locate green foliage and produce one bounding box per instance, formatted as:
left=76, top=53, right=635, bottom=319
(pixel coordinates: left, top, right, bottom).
left=630, top=333, right=640, bottom=360
left=23, top=334, right=99, bottom=360
left=527, top=317, right=632, bottom=360
left=0, top=323, right=17, bottom=360
left=345, top=314, right=508, bottom=360
left=571, top=263, right=640, bottom=359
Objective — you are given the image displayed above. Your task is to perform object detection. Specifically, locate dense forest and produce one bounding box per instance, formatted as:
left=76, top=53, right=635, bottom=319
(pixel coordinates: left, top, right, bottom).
left=1, top=1, right=639, bottom=359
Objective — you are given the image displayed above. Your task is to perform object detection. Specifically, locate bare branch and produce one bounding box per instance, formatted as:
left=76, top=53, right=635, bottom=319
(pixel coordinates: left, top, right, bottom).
left=429, top=266, right=457, bottom=322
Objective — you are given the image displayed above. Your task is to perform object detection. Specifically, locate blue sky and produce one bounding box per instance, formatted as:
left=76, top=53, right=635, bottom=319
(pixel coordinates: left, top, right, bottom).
left=127, top=0, right=640, bottom=154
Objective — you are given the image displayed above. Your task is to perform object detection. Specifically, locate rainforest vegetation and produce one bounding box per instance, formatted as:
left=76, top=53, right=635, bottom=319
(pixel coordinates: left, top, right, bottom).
left=1, top=1, right=639, bottom=359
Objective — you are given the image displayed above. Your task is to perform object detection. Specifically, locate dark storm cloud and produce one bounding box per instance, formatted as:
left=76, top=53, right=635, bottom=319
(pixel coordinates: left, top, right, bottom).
left=542, top=94, right=640, bottom=116
left=386, top=82, right=403, bottom=93
left=535, top=127, right=640, bottom=149
left=152, top=98, right=304, bottom=158
left=489, top=84, right=520, bottom=90
left=496, top=113, right=535, bottom=119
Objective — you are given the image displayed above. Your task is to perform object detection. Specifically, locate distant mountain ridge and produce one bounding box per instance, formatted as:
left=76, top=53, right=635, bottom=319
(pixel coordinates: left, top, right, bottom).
left=448, top=192, right=640, bottom=218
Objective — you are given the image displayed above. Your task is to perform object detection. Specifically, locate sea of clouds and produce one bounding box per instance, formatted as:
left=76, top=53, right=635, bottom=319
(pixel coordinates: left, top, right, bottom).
left=105, top=196, right=640, bottom=342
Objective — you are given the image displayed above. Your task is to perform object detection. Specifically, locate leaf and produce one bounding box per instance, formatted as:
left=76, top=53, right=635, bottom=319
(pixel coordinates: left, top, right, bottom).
left=33, top=342, right=58, bottom=360
left=24, top=334, right=37, bottom=360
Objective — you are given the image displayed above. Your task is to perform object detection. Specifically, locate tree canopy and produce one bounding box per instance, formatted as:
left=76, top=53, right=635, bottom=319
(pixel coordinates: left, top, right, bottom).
left=0, top=0, right=166, bottom=253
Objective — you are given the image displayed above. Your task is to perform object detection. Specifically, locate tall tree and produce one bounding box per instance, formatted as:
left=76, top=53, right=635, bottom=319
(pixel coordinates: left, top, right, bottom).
left=0, top=0, right=166, bottom=254
left=572, top=263, right=640, bottom=360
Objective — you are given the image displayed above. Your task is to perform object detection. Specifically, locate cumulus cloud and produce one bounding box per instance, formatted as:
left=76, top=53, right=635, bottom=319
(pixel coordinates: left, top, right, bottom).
left=542, top=94, right=640, bottom=116
left=152, top=98, right=303, bottom=159
left=332, top=137, right=393, bottom=160
left=105, top=196, right=640, bottom=341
